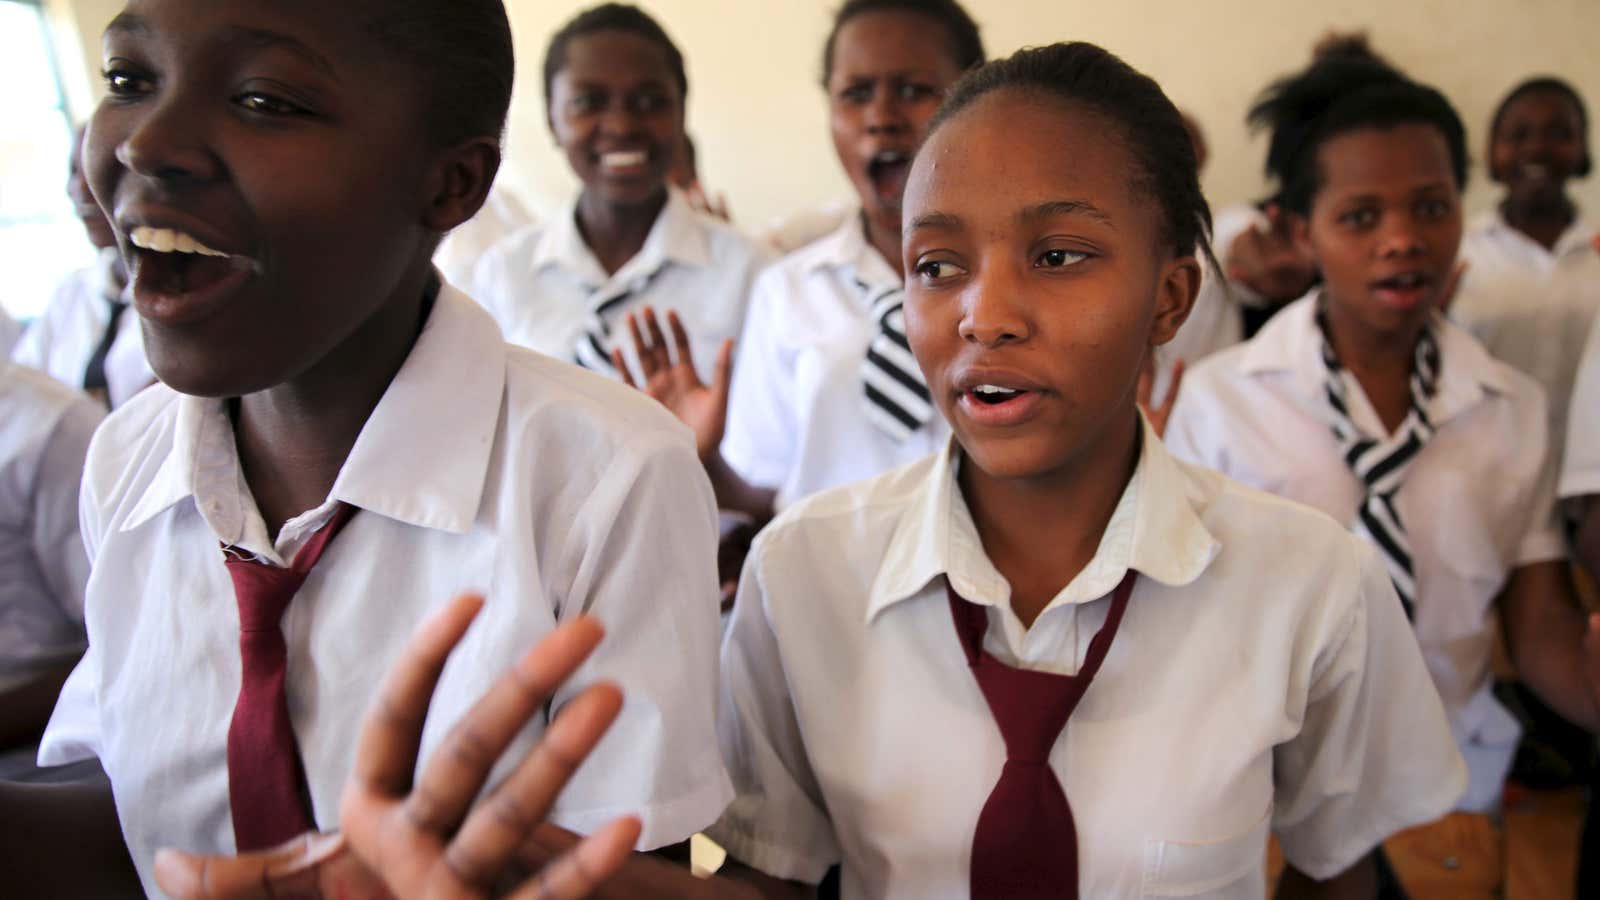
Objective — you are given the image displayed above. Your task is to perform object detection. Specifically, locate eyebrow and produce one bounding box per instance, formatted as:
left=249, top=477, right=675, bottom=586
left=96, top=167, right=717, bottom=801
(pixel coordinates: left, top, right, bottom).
left=1023, top=199, right=1113, bottom=227
left=908, top=211, right=963, bottom=233
left=226, top=26, right=340, bottom=81
left=104, top=13, right=149, bottom=37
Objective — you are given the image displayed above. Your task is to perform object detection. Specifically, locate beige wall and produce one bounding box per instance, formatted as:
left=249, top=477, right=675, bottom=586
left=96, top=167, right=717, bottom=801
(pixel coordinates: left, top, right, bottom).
left=60, top=0, right=1600, bottom=230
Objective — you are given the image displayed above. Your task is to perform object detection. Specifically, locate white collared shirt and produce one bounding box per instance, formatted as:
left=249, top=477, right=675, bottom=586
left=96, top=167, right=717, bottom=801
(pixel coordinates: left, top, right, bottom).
left=0, top=363, right=102, bottom=689
left=1562, top=311, right=1600, bottom=500
left=39, top=286, right=732, bottom=894
left=11, top=249, right=155, bottom=410
left=721, top=214, right=950, bottom=510
left=1167, top=294, right=1563, bottom=812
left=1452, top=210, right=1600, bottom=459
left=432, top=183, right=537, bottom=289
left=711, top=422, right=1464, bottom=898
left=0, top=306, right=19, bottom=358
left=467, top=188, right=766, bottom=384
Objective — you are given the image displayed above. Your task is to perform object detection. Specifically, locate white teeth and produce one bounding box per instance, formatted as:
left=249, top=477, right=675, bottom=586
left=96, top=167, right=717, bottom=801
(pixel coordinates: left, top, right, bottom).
left=973, top=384, right=1019, bottom=396
left=130, top=226, right=229, bottom=257
left=873, top=151, right=909, bottom=165
left=600, top=150, right=648, bottom=170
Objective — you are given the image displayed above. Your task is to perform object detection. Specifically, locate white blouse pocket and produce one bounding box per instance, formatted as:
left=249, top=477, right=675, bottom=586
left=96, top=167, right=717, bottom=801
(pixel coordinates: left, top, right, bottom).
left=1141, top=805, right=1271, bottom=898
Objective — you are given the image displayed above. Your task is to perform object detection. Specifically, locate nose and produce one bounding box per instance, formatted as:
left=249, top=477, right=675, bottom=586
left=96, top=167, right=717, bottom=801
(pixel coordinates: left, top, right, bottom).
left=1374, top=212, right=1428, bottom=260
left=114, top=89, right=222, bottom=186
left=864, top=84, right=907, bottom=135
left=598, top=98, right=642, bottom=139
left=958, top=262, right=1031, bottom=347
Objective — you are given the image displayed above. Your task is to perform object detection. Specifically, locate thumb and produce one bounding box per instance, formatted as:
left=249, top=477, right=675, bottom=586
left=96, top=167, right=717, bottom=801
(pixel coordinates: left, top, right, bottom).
left=154, top=832, right=344, bottom=900
left=713, top=339, right=735, bottom=410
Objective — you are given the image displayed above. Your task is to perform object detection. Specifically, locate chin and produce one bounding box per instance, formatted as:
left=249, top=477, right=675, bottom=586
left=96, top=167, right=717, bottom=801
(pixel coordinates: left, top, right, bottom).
left=960, top=434, right=1069, bottom=483
left=145, top=340, right=276, bottom=400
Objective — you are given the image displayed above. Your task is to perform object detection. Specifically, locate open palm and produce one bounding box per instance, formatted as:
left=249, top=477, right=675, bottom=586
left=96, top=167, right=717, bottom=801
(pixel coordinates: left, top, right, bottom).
left=613, top=307, right=733, bottom=461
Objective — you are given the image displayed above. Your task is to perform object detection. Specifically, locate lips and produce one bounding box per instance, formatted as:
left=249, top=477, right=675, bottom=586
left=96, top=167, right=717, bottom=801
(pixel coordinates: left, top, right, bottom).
left=865, top=149, right=912, bottom=205
left=1368, top=269, right=1435, bottom=311
left=953, top=369, right=1048, bottom=428
left=117, top=217, right=256, bottom=326
left=597, top=148, right=651, bottom=177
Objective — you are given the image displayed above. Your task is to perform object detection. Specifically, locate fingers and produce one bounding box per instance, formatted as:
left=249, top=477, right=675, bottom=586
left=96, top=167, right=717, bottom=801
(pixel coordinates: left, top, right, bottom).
left=153, top=832, right=343, bottom=900
left=641, top=306, right=672, bottom=373
left=353, top=594, right=485, bottom=797
left=666, top=310, right=697, bottom=372
left=611, top=348, right=638, bottom=389
left=1162, top=358, right=1187, bottom=415
left=404, top=617, right=606, bottom=840
left=711, top=339, right=734, bottom=403
left=445, top=682, right=624, bottom=887
left=507, top=817, right=642, bottom=900
left=1135, top=351, right=1156, bottom=407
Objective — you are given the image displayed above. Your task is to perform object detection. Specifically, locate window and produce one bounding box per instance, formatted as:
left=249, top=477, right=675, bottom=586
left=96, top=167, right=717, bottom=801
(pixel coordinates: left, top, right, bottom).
left=0, top=0, right=94, bottom=322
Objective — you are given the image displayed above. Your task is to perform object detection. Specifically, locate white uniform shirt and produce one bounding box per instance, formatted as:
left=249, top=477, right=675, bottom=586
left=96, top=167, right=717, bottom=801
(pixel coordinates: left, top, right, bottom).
left=711, top=420, right=1464, bottom=898
left=11, top=250, right=155, bottom=409
left=432, top=183, right=537, bottom=289
left=0, top=306, right=19, bottom=358
left=0, top=363, right=103, bottom=690
left=1562, top=311, right=1600, bottom=500
left=1452, top=210, right=1600, bottom=459
left=39, top=286, right=732, bottom=894
left=1167, top=295, right=1564, bottom=812
left=721, top=215, right=950, bottom=510
left=468, top=188, right=765, bottom=384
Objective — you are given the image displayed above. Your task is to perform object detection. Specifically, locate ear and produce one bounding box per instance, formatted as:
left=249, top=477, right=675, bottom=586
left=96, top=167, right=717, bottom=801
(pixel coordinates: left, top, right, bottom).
left=420, top=137, right=501, bottom=233
left=1149, top=254, right=1203, bottom=348
left=1289, top=210, right=1313, bottom=258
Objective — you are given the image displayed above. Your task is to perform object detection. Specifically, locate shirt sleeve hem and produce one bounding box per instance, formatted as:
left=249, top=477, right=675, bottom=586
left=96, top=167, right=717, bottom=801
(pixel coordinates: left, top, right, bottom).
left=1559, top=469, right=1600, bottom=501
left=702, top=824, right=834, bottom=885
left=553, top=771, right=735, bottom=852
left=1277, top=760, right=1468, bottom=881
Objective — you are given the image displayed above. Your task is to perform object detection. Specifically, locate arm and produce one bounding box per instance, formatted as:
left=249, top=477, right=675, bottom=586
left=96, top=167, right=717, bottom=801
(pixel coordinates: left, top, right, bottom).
left=1498, top=560, right=1600, bottom=733
left=0, top=762, right=141, bottom=897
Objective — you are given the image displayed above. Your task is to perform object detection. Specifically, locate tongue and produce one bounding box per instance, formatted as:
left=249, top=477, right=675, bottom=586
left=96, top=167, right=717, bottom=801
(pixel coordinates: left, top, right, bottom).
left=870, top=160, right=911, bottom=204
left=136, top=251, right=243, bottom=297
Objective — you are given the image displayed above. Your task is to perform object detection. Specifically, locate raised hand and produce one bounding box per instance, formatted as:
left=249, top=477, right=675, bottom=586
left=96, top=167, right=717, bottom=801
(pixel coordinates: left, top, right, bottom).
left=613, top=307, right=733, bottom=461
left=154, top=594, right=641, bottom=900
left=1137, top=353, right=1185, bottom=438
left=1224, top=203, right=1318, bottom=304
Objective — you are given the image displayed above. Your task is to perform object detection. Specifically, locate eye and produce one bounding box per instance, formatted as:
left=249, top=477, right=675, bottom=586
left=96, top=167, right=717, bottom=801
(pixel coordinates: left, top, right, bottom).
left=839, top=83, right=872, bottom=105
left=916, top=259, right=966, bottom=281
left=1337, top=207, right=1378, bottom=229
left=236, top=92, right=309, bottom=116
left=1036, top=248, right=1088, bottom=268
left=102, top=67, right=153, bottom=98
left=896, top=82, right=938, bottom=102
left=1416, top=197, right=1453, bottom=220
left=630, top=91, right=669, bottom=114
left=569, top=92, right=605, bottom=114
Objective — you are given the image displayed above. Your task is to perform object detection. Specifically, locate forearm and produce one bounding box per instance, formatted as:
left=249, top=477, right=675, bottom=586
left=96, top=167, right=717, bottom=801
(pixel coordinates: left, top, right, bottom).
left=1503, top=560, right=1600, bottom=732
left=0, top=764, right=142, bottom=896
left=1275, top=855, right=1378, bottom=900
left=0, top=658, right=79, bottom=749
left=705, top=452, right=776, bottom=527
left=1574, top=500, right=1600, bottom=584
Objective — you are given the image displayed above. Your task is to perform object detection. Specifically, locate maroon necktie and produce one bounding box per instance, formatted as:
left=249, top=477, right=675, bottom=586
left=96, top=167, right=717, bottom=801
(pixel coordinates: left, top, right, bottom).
left=222, top=502, right=357, bottom=852
left=948, top=570, right=1136, bottom=900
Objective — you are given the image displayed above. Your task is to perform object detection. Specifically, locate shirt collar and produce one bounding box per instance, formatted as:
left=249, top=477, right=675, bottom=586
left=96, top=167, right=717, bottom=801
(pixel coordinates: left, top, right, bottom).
left=531, top=187, right=714, bottom=289
left=865, top=415, right=1220, bottom=624
left=1235, top=292, right=1512, bottom=428
left=122, top=282, right=507, bottom=539
left=805, top=210, right=900, bottom=295
left=1477, top=207, right=1599, bottom=260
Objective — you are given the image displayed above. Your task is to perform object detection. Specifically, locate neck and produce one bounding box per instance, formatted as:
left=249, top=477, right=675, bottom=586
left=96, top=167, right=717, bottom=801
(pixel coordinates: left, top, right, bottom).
left=576, top=188, right=668, bottom=275
left=1321, top=295, right=1425, bottom=379
left=233, top=264, right=435, bottom=537
left=961, top=408, right=1143, bottom=628
left=1500, top=194, right=1576, bottom=251
left=862, top=209, right=905, bottom=278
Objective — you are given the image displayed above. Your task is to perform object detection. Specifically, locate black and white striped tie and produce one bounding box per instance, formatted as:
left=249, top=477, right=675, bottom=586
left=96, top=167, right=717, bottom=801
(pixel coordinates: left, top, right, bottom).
left=860, top=282, right=935, bottom=441
left=1317, top=309, right=1440, bottom=619
left=572, top=290, right=635, bottom=375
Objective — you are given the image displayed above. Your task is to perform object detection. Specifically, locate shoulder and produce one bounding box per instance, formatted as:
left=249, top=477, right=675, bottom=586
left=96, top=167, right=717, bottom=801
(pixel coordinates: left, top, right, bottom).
left=747, top=455, right=933, bottom=576
left=79, top=382, right=183, bottom=520
left=499, top=346, right=699, bottom=471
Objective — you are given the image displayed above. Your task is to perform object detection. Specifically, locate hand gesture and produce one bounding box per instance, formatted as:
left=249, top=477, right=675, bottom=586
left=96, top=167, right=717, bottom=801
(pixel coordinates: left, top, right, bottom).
left=1224, top=204, right=1317, bottom=304
left=613, top=307, right=733, bottom=462
left=1137, top=353, right=1185, bottom=438
left=685, top=182, right=731, bottom=223
left=153, top=594, right=641, bottom=900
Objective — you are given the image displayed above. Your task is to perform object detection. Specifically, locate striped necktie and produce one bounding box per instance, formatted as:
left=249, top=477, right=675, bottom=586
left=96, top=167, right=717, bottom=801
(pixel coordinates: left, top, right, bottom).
left=860, top=281, right=934, bottom=441
left=1316, top=309, right=1439, bottom=619
left=572, top=289, right=636, bottom=376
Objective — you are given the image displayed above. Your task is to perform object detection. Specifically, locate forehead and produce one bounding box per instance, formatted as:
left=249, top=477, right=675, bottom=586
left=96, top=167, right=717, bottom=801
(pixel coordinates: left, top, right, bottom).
left=556, top=30, right=676, bottom=87
left=1314, top=123, right=1456, bottom=196
left=906, top=90, right=1149, bottom=229
left=1498, top=89, right=1583, bottom=127
left=830, top=10, right=960, bottom=82
left=108, top=0, right=386, bottom=64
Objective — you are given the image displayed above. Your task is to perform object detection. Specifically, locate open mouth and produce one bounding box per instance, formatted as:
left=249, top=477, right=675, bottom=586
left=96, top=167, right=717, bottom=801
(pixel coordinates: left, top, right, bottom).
left=599, top=149, right=650, bottom=176
left=967, top=384, right=1026, bottom=406
left=865, top=150, right=912, bottom=205
left=127, top=225, right=252, bottom=322
left=1369, top=270, right=1434, bottom=309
